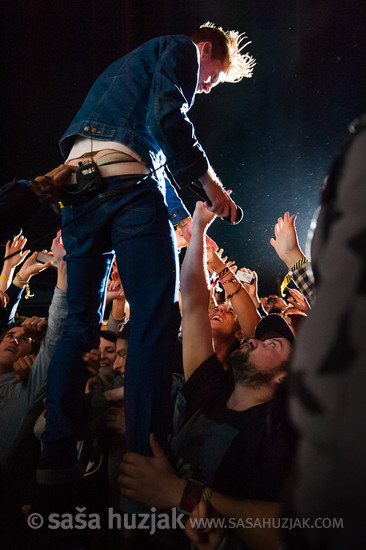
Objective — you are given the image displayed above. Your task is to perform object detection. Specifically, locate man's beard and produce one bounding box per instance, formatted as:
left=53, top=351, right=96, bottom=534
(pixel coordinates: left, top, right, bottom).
left=228, top=348, right=278, bottom=389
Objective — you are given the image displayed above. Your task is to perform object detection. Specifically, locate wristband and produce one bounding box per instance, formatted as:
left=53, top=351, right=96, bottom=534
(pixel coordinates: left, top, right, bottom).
left=280, top=256, right=308, bottom=297
left=15, top=273, right=34, bottom=299
left=218, top=266, right=231, bottom=280
left=179, top=479, right=205, bottom=514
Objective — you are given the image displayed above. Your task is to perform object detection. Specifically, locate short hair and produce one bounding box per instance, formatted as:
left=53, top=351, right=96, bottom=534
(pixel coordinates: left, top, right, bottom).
left=0, top=319, right=41, bottom=355
left=189, top=21, right=256, bottom=83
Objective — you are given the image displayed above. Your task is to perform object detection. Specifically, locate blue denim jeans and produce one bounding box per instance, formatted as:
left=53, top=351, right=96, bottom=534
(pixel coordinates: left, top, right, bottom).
left=41, top=176, right=180, bottom=467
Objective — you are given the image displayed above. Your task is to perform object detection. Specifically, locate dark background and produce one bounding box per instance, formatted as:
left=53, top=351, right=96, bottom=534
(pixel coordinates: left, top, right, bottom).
left=1, top=0, right=365, bottom=315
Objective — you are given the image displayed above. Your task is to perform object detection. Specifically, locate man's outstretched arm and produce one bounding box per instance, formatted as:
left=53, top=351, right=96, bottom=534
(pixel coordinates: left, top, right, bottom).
left=180, top=202, right=216, bottom=380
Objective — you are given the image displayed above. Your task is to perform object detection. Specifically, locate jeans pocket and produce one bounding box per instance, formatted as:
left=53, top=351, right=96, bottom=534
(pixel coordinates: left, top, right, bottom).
left=113, top=200, right=157, bottom=236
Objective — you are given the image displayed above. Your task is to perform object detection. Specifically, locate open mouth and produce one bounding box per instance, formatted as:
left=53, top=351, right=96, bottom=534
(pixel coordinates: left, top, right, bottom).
left=211, top=315, right=223, bottom=322
left=4, top=346, right=16, bottom=353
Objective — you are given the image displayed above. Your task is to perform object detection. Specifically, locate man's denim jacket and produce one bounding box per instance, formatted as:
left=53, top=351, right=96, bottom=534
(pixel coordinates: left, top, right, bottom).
left=59, top=35, right=210, bottom=223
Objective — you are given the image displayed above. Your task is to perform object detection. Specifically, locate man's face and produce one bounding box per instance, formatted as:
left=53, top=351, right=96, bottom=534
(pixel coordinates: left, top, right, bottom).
left=99, top=337, right=116, bottom=371
left=0, top=327, right=34, bottom=368
left=113, top=338, right=128, bottom=375
left=209, top=304, right=239, bottom=338
left=196, top=42, right=227, bottom=94
left=229, top=337, right=291, bottom=388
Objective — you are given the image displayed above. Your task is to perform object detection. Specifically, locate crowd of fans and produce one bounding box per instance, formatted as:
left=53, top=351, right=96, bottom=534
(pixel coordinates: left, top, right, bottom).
left=1, top=179, right=310, bottom=550
left=1, top=113, right=365, bottom=550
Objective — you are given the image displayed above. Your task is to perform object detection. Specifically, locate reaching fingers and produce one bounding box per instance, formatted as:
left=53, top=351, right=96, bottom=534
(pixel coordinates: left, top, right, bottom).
left=22, top=316, right=47, bottom=332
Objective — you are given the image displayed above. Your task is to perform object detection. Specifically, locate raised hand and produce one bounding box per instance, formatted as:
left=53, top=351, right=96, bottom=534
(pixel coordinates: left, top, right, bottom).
left=193, top=201, right=217, bottom=229
left=239, top=267, right=260, bottom=308
left=206, top=246, right=235, bottom=276
left=4, top=232, right=30, bottom=268
left=106, top=279, right=124, bottom=304
left=50, top=231, right=66, bottom=264
left=16, top=251, right=52, bottom=284
left=21, top=316, right=48, bottom=334
left=270, top=212, right=304, bottom=268
left=287, top=287, right=310, bottom=312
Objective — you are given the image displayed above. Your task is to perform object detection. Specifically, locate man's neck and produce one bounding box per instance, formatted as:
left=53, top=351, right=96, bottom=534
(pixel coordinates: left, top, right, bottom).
left=213, top=335, right=235, bottom=369
left=227, top=383, right=273, bottom=412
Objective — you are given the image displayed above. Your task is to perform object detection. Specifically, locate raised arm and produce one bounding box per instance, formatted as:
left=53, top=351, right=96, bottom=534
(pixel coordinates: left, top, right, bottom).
left=270, top=211, right=315, bottom=305
left=206, top=246, right=260, bottom=337
left=180, top=202, right=216, bottom=380
left=0, top=232, right=30, bottom=293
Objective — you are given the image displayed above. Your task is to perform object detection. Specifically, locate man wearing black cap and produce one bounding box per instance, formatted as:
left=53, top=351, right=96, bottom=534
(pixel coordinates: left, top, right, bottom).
left=119, top=203, right=293, bottom=549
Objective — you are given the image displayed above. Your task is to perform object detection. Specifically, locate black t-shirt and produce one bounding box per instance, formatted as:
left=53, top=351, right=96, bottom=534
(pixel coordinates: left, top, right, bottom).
left=170, top=354, right=292, bottom=501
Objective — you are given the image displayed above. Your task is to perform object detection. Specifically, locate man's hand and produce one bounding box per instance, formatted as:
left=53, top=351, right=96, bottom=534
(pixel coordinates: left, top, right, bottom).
left=14, top=354, right=36, bottom=383
left=180, top=219, right=193, bottom=245
left=192, top=201, right=217, bottom=231
left=106, top=279, right=124, bottom=304
left=185, top=500, right=225, bottom=550
left=199, top=170, right=237, bottom=223
left=21, top=316, right=48, bottom=335
left=32, top=164, right=75, bottom=196
left=82, top=348, right=101, bottom=377
left=119, top=433, right=185, bottom=509
left=270, top=212, right=304, bottom=268
left=50, top=231, right=66, bottom=265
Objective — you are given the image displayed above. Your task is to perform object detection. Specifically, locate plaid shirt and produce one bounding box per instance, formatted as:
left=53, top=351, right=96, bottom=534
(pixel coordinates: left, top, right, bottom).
left=292, top=261, right=316, bottom=307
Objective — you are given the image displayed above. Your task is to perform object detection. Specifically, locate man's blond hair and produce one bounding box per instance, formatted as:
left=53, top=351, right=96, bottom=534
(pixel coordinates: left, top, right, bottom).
left=190, top=21, right=256, bottom=83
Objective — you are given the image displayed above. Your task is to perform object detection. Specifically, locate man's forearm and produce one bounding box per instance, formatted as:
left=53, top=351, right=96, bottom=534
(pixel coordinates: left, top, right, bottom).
left=180, top=220, right=210, bottom=310
left=210, top=492, right=282, bottom=550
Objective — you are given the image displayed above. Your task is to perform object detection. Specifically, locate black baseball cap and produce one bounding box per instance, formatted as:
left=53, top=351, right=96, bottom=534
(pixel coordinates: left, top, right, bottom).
left=254, top=314, right=294, bottom=344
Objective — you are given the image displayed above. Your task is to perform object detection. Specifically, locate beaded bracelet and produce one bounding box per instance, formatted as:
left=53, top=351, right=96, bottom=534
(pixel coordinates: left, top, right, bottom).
left=226, top=285, right=243, bottom=300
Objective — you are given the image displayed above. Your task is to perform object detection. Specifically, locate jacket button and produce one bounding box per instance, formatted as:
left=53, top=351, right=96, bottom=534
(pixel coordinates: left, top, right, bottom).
left=91, top=127, right=98, bottom=134
left=84, top=126, right=90, bottom=132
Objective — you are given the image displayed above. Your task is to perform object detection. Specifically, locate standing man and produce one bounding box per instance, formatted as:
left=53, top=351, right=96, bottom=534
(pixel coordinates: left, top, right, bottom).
left=38, top=22, right=255, bottom=484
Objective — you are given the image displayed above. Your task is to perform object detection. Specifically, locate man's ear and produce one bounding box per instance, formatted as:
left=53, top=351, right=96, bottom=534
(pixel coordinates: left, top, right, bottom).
left=234, top=329, right=244, bottom=341
left=199, top=41, right=212, bottom=61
